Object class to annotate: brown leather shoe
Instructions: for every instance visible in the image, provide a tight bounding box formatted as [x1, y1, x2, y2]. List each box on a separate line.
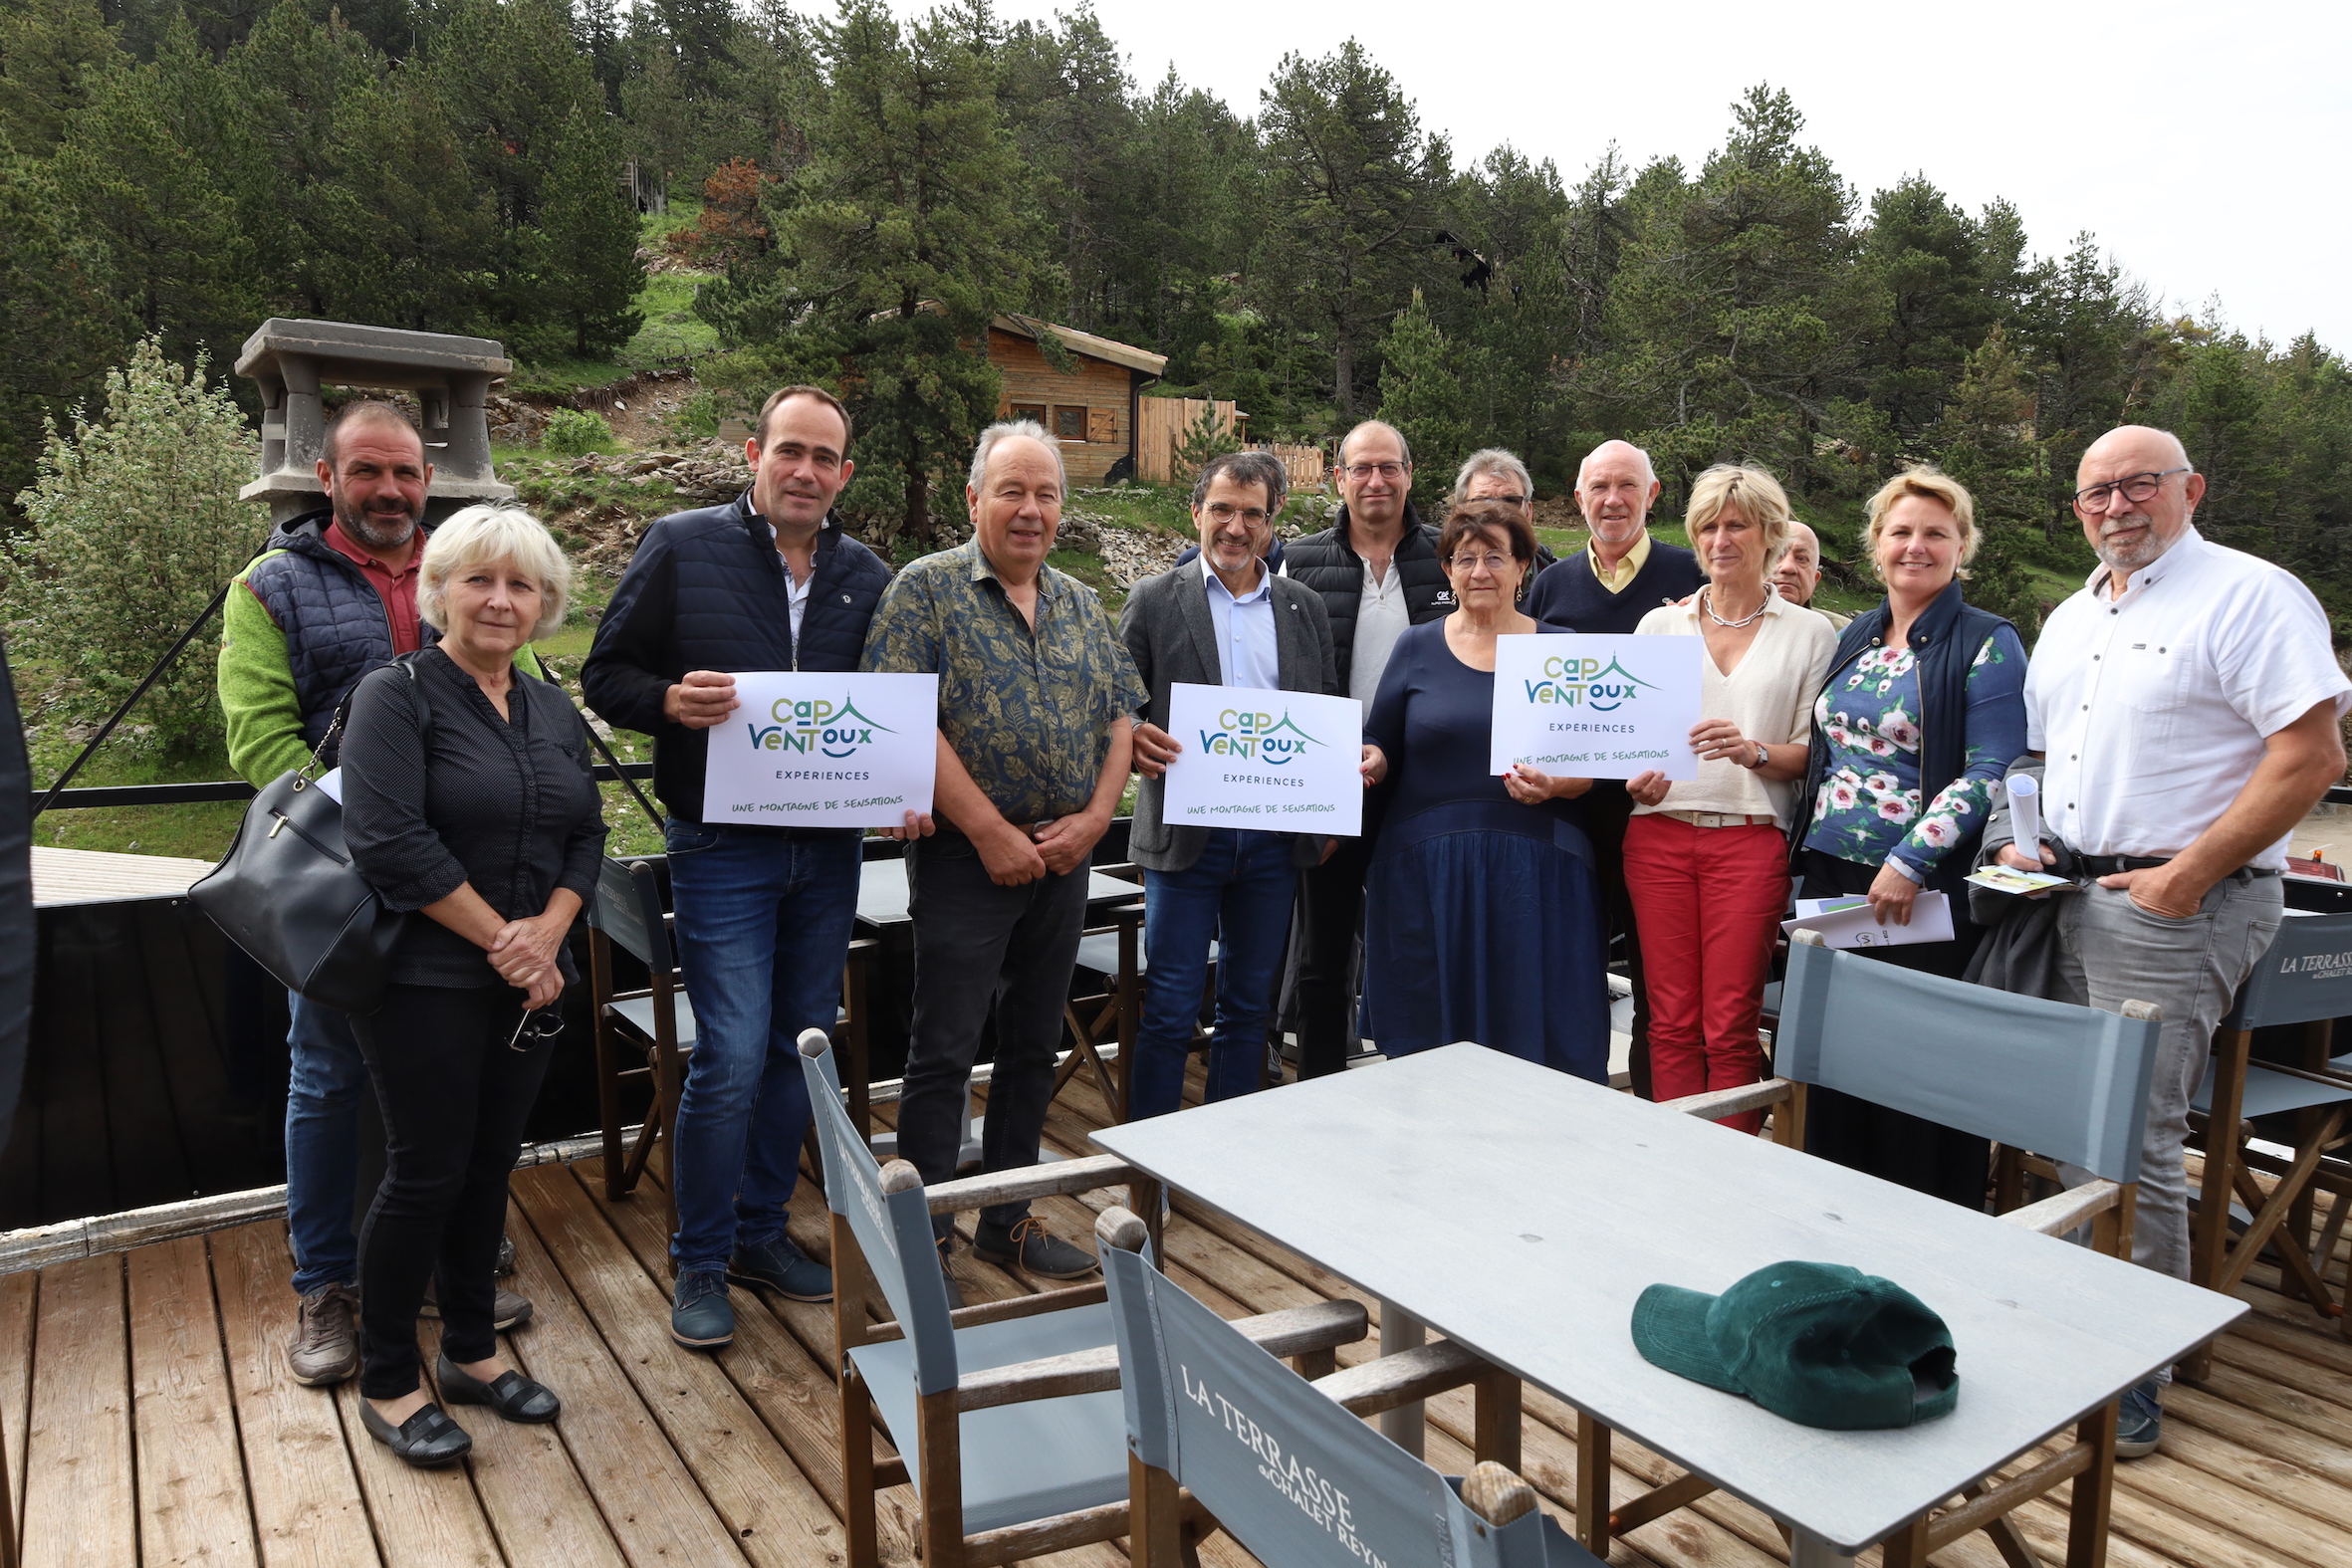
[418, 1279, 535, 1332]
[288, 1282, 360, 1387]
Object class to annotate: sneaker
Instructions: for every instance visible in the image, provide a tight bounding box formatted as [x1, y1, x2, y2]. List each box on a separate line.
[418, 1280, 535, 1332]
[972, 1216, 1098, 1280]
[288, 1281, 361, 1387]
[2116, 1377, 2162, 1459]
[670, 1266, 735, 1351]
[727, 1237, 833, 1302]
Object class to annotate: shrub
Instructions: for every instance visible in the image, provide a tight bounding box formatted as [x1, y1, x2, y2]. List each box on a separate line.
[6, 336, 263, 760]
[1175, 403, 1241, 477]
[542, 406, 614, 455]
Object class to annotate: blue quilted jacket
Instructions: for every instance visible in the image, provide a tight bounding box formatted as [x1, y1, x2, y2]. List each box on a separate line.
[582, 493, 893, 821]
[242, 510, 442, 763]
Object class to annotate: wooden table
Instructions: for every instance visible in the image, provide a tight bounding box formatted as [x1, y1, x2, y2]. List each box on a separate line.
[1091, 1044, 2245, 1566]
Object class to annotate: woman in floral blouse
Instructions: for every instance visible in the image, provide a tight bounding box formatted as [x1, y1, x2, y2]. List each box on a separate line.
[1786, 467, 2028, 1208]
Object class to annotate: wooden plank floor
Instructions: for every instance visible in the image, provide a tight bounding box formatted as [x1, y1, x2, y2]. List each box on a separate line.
[6, 1061, 2352, 1567]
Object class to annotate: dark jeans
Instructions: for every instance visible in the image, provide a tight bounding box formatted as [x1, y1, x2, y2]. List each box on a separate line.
[352, 982, 554, 1400]
[1294, 831, 1373, 1078]
[1795, 848, 1991, 1211]
[661, 820, 860, 1272]
[1131, 830, 1297, 1119]
[1586, 784, 1655, 1097]
[285, 993, 367, 1294]
[900, 830, 1088, 1236]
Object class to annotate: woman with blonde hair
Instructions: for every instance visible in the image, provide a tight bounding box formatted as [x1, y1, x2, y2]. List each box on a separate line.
[340, 506, 607, 1465]
[1786, 466, 2027, 1207]
[1623, 464, 1835, 1128]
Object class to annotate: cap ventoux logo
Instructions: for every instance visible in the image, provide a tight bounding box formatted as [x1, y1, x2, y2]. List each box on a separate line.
[746, 695, 894, 760]
[1525, 654, 1658, 713]
[1198, 707, 1323, 766]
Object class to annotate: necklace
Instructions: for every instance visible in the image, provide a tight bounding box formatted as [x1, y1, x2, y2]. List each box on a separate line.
[1700, 585, 1769, 629]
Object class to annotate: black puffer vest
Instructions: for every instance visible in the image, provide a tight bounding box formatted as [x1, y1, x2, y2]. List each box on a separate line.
[1282, 504, 1451, 691]
[243, 509, 437, 763]
[1788, 579, 2015, 898]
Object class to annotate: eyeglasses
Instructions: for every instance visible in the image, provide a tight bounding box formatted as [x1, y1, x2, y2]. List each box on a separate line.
[1203, 503, 1271, 529]
[2072, 467, 2189, 513]
[508, 1008, 566, 1052]
[1340, 462, 1409, 480]
[1473, 494, 1529, 507]
[1449, 553, 1516, 574]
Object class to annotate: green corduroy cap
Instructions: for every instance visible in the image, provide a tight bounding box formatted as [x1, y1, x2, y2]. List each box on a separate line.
[1631, 1260, 1960, 1431]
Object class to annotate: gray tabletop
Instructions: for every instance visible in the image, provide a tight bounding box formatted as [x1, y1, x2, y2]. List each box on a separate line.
[854, 856, 1140, 928]
[1090, 1043, 2244, 1554]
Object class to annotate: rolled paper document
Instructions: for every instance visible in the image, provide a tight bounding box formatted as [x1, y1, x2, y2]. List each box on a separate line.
[2005, 774, 2042, 862]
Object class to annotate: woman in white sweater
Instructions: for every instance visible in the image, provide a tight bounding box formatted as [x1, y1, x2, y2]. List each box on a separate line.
[1622, 464, 1835, 1129]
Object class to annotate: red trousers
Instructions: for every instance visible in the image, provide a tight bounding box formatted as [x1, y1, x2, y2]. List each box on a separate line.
[1621, 814, 1788, 1133]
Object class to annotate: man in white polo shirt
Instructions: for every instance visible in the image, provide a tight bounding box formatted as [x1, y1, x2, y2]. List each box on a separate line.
[2002, 423, 2348, 1456]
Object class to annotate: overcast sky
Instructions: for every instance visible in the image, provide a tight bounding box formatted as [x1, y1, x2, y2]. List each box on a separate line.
[893, 0, 2352, 352]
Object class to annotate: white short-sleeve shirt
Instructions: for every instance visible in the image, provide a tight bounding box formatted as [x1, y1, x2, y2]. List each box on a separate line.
[2024, 528, 2351, 869]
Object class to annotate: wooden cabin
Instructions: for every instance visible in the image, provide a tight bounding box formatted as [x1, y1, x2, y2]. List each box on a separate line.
[987, 315, 1167, 487]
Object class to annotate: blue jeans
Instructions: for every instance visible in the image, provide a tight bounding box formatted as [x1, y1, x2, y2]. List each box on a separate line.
[285, 992, 368, 1294]
[663, 820, 861, 1272]
[1129, 830, 1298, 1120]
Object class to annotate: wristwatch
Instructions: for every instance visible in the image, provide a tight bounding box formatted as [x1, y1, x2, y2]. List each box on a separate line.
[1750, 743, 1769, 771]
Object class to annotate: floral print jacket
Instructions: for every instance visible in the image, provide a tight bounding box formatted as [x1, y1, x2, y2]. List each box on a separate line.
[1800, 625, 2028, 879]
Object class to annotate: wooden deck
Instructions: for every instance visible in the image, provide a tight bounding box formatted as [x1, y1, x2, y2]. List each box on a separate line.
[7, 1064, 2352, 1568]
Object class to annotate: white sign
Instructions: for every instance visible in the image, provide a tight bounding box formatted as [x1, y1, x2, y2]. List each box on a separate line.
[1781, 891, 1956, 949]
[1161, 683, 1363, 837]
[700, 671, 938, 827]
[1488, 634, 1707, 782]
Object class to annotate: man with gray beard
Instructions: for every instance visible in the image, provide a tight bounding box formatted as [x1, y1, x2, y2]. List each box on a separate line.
[1994, 423, 2348, 1458]
[221, 400, 539, 1389]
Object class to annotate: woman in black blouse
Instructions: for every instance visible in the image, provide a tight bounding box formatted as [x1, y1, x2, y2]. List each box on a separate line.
[342, 505, 606, 1466]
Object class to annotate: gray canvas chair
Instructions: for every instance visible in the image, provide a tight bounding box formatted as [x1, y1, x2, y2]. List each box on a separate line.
[1103, 1237, 1595, 1568]
[1620, 929, 2164, 1566]
[797, 1029, 1368, 1568]
[2188, 910, 2352, 1371]
[588, 856, 873, 1232]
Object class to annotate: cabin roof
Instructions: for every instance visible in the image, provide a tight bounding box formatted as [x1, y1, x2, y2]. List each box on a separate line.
[991, 313, 1167, 377]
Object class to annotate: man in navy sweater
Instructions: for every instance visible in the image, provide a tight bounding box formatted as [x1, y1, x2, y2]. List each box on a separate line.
[1524, 440, 1705, 1097]
[584, 385, 895, 1351]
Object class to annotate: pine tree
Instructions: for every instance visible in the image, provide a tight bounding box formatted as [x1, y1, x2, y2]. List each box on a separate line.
[1938, 326, 2047, 632]
[534, 107, 645, 355]
[1376, 290, 1467, 510]
[229, 0, 381, 316]
[702, 0, 1049, 547]
[1858, 175, 1994, 454]
[312, 72, 494, 332]
[0, 0, 125, 155]
[1255, 42, 1446, 416]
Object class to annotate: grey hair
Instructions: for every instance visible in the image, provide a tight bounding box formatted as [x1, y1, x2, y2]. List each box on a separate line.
[419, 505, 572, 642]
[1191, 449, 1290, 511]
[1453, 447, 1531, 504]
[1337, 419, 1412, 469]
[967, 419, 1066, 496]
[1575, 439, 1658, 491]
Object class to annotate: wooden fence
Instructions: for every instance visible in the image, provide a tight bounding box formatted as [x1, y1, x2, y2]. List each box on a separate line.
[1134, 397, 1325, 489]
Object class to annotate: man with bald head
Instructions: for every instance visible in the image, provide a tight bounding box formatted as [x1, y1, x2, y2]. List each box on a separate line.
[1521, 441, 1707, 1095]
[861, 420, 1143, 1298]
[1994, 424, 2348, 1457]
[1771, 520, 1849, 629]
[1524, 439, 1705, 634]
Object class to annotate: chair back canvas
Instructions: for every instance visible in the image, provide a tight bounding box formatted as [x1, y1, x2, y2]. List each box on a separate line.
[1777, 941, 2159, 1184]
[1105, 1248, 1561, 1568]
[2226, 910, 2352, 1030]
[800, 1039, 961, 1393]
[587, 857, 671, 971]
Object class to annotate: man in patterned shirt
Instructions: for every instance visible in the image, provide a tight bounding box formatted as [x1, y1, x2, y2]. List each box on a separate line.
[861, 420, 1144, 1297]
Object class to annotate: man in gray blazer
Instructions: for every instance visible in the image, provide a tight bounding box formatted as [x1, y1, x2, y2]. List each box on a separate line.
[1120, 451, 1339, 1119]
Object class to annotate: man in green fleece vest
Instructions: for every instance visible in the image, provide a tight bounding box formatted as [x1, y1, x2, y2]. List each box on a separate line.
[220, 402, 536, 1390]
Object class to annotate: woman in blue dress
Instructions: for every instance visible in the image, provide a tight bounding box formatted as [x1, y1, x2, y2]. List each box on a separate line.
[1786, 466, 2028, 1207]
[1357, 501, 1610, 1078]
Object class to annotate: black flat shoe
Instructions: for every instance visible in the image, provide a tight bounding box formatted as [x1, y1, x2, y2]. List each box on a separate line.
[359, 1398, 472, 1465]
[435, 1352, 561, 1424]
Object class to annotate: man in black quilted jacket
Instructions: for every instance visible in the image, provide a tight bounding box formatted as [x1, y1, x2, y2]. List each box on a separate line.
[584, 385, 894, 1351]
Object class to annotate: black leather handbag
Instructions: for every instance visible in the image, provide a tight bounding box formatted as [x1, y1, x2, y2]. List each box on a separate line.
[191, 656, 432, 1014]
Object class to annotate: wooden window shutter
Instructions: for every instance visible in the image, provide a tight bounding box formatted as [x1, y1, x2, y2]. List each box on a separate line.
[1086, 406, 1115, 444]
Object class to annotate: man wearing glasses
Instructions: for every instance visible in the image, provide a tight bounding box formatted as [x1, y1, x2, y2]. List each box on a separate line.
[584, 385, 896, 1351]
[1995, 423, 2347, 1457]
[1450, 448, 1558, 574]
[1280, 421, 1451, 1076]
[1120, 451, 1338, 1118]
